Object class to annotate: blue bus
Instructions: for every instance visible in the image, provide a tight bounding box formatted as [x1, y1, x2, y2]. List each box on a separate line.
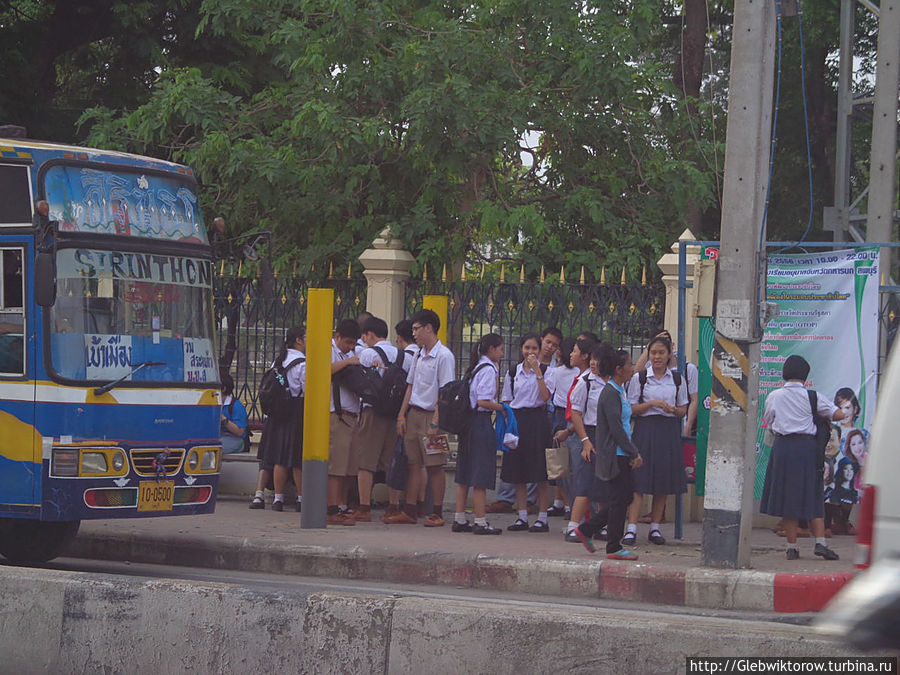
[0, 133, 220, 562]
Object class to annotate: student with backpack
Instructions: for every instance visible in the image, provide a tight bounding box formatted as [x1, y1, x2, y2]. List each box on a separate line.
[624, 335, 688, 545]
[761, 355, 845, 560]
[355, 316, 404, 521]
[327, 319, 364, 526]
[387, 309, 455, 527]
[452, 333, 505, 535]
[501, 333, 553, 532]
[255, 326, 306, 512]
[220, 371, 249, 454]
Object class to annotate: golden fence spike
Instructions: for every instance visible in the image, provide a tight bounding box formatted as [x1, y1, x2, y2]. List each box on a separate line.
[520, 264, 525, 283]
[500, 264, 506, 283]
[328, 261, 334, 278]
[311, 263, 316, 274]
[620, 267, 626, 285]
[559, 265, 565, 285]
[256, 261, 261, 278]
[480, 263, 485, 280]
[579, 266, 585, 285]
[292, 261, 297, 278]
[441, 263, 447, 282]
[540, 265, 545, 283]
[237, 260, 243, 276]
[461, 265, 467, 281]
[273, 265, 278, 278]
[423, 264, 428, 281]
[642, 265, 647, 286]
[219, 259, 225, 276]
[347, 262, 352, 279]
[600, 266, 606, 284]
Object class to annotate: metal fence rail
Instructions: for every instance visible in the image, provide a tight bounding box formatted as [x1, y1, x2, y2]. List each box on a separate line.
[404, 277, 666, 379]
[214, 274, 367, 424]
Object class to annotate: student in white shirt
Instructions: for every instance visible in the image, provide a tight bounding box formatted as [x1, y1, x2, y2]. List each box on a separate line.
[327, 319, 363, 526]
[500, 334, 552, 532]
[761, 355, 844, 561]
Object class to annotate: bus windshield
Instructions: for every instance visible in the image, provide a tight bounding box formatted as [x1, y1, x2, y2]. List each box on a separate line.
[49, 247, 218, 385]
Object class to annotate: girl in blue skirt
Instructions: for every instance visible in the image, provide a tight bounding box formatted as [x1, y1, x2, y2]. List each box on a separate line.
[453, 334, 505, 535]
[761, 355, 845, 560]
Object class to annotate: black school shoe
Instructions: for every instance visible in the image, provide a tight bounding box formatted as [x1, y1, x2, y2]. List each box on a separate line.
[271, 500, 284, 512]
[473, 523, 502, 535]
[451, 521, 473, 533]
[546, 505, 567, 517]
[814, 543, 839, 560]
[648, 530, 666, 545]
[529, 520, 550, 533]
[786, 548, 800, 560]
[507, 518, 530, 531]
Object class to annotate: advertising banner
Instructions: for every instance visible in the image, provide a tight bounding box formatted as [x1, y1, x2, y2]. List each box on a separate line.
[754, 248, 880, 497]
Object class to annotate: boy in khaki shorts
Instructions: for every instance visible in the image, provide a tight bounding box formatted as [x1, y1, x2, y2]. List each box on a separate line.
[386, 309, 455, 526]
[354, 316, 402, 521]
[328, 319, 362, 526]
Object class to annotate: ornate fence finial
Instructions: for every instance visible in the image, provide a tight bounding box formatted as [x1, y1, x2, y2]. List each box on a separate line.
[519, 264, 525, 283]
[641, 265, 647, 286]
[500, 264, 506, 283]
[219, 259, 225, 276]
[559, 265, 565, 284]
[328, 261, 334, 278]
[423, 264, 428, 281]
[441, 263, 447, 282]
[540, 265, 545, 283]
[461, 265, 467, 281]
[292, 261, 297, 278]
[579, 266, 585, 285]
[256, 261, 261, 278]
[238, 260, 243, 276]
[620, 267, 626, 285]
[600, 266, 606, 284]
[480, 263, 485, 280]
[347, 262, 352, 279]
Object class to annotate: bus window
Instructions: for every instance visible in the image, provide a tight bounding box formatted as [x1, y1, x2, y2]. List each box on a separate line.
[0, 164, 32, 226]
[0, 247, 25, 374]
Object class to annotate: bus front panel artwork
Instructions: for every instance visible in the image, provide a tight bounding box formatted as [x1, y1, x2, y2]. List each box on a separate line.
[0, 136, 220, 562]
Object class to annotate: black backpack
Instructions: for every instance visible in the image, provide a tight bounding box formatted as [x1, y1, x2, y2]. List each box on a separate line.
[808, 390, 832, 468]
[258, 357, 304, 421]
[437, 362, 492, 435]
[637, 368, 682, 404]
[370, 346, 407, 418]
[333, 364, 382, 409]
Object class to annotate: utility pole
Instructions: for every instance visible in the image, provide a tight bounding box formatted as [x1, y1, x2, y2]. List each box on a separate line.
[865, 0, 900, 273]
[702, 0, 776, 568]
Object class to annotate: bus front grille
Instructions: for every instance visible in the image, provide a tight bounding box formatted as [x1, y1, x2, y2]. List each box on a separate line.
[130, 449, 184, 476]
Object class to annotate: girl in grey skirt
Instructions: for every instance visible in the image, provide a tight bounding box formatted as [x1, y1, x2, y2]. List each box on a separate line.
[453, 334, 505, 535]
[760, 355, 844, 560]
[624, 335, 688, 546]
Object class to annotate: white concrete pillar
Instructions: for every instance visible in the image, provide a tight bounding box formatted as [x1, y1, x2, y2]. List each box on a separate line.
[657, 228, 702, 361]
[358, 228, 415, 340]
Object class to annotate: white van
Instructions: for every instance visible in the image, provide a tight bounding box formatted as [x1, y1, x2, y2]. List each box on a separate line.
[856, 339, 900, 568]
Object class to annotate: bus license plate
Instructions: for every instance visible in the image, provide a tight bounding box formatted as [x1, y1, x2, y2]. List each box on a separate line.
[137, 481, 175, 511]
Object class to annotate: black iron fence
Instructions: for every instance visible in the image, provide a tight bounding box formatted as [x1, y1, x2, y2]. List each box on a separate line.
[404, 275, 666, 379]
[214, 273, 367, 424]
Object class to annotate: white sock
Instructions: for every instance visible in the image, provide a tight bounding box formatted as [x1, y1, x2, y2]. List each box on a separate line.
[455, 512, 467, 525]
[626, 523, 637, 535]
[339, 504, 348, 512]
[297, 495, 302, 502]
[274, 493, 284, 503]
[815, 537, 826, 547]
[554, 499, 564, 509]
[255, 490, 264, 499]
[567, 521, 578, 533]
[650, 522, 661, 532]
[787, 543, 799, 551]
[518, 509, 528, 521]
[475, 517, 488, 527]
[537, 511, 548, 524]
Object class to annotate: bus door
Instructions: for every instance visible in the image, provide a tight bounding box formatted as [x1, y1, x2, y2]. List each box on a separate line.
[0, 159, 35, 513]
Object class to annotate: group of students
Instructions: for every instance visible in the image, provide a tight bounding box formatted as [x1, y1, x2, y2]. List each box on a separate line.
[247, 309, 456, 526]
[238, 313, 700, 558]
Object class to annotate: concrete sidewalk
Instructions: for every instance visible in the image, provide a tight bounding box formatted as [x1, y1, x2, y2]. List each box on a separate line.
[67, 497, 857, 614]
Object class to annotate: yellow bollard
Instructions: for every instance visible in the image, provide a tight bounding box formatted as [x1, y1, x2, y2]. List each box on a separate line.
[301, 288, 333, 528]
[423, 295, 448, 345]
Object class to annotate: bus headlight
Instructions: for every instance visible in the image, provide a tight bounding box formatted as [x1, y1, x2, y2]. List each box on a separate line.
[187, 451, 199, 470]
[200, 450, 218, 471]
[111, 451, 126, 472]
[81, 452, 108, 474]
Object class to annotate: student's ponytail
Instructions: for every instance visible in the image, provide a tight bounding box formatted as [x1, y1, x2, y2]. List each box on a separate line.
[468, 333, 503, 374]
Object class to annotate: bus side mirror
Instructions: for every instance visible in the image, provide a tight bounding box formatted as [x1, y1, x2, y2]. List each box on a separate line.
[35, 253, 56, 307]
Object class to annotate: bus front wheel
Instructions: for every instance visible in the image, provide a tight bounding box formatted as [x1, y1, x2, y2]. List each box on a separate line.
[0, 520, 81, 564]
